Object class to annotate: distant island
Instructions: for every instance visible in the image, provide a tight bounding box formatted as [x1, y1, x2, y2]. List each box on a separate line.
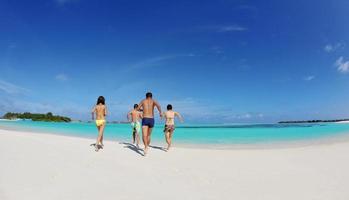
[2, 112, 71, 122]
[279, 119, 349, 124]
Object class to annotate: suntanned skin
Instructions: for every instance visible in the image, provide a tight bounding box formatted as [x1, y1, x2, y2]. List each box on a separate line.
[138, 97, 162, 156]
[92, 104, 107, 149]
[164, 111, 183, 125]
[163, 110, 183, 151]
[127, 108, 143, 146]
[138, 98, 162, 118]
[92, 104, 107, 120]
[128, 109, 142, 123]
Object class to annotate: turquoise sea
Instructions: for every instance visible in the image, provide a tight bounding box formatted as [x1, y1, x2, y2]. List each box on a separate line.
[1, 120, 349, 148]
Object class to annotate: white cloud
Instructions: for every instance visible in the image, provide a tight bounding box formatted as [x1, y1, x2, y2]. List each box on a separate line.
[0, 80, 29, 95]
[211, 46, 224, 54]
[237, 113, 251, 119]
[55, 0, 78, 5]
[324, 43, 344, 53]
[130, 56, 176, 69]
[324, 45, 333, 52]
[8, 43, 16, 49]
[217, 25, 247, 32]
[126, 54, 195, 70]
[304, 75, 315, 81]
[223, 112, 265, 121]
[335, 57, 349, 73]
[200, 25, 247, 33]
[55, 73, 69, 81]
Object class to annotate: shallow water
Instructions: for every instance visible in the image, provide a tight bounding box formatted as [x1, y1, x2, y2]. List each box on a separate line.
[1, 120, 349, 147]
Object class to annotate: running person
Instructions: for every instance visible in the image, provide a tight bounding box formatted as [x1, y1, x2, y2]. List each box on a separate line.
[91, 96, 107, 152]
[127, 104, 142, 148]
[162, 104, 184, 151]
[137, 92, 162, 156]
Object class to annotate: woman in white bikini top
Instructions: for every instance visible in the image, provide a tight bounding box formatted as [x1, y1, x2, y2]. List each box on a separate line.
[162, 104, 184, 151]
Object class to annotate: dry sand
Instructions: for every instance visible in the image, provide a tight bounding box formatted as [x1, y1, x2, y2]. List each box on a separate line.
[1, 129, 349, 200]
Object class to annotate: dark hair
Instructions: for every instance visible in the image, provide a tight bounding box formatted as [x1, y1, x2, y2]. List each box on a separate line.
[146, 92, 152, 98]
[134, 104, 138, 109]
[167, 104, 172, 110]
[97, 96, 105, 105]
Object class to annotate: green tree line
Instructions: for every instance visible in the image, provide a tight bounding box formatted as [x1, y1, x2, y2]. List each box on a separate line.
[2, 112, 71, 122]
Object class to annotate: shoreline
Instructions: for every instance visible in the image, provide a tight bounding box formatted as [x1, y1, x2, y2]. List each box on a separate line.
[1, 126, 349, 150]
[335, 120, 349, 124]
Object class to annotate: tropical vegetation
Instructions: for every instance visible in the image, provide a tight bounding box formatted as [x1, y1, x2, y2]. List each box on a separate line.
[2, 112, 71, 122]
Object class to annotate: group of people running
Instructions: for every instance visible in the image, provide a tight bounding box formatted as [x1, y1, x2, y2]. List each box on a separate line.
[91, 92, 183, 156]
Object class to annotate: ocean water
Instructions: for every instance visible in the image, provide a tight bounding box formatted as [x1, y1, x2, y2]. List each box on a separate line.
[1, 120, 349, 148]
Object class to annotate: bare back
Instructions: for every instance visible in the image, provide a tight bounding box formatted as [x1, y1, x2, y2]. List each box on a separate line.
[94, 104, 106, 120]
[140, 99, 156, 118]
[164, 111, 176, 125]
[130, 110, 142, 122]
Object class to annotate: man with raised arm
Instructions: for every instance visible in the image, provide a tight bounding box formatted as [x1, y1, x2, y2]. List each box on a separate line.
[137, 92, 162, 156]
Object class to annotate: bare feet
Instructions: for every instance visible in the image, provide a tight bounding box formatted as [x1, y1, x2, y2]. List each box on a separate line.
[94, 143, 103, 152]
[144, 147, 148, 156]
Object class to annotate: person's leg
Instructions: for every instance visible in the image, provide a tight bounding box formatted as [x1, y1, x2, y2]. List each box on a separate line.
[142, 126, 149, 155]
[165, 131, 170, 151]
[147, 118, 155, 146]
[95, 126, 101, 151]
[98, 124, 105, 145]
[96, 126, 101, 144]
[147, 127, 153, 146]
[136, 123, 141, 147]
[167, 130, 174, 150]
[132, 129, 136, 144]
[135, 131, 140, 147]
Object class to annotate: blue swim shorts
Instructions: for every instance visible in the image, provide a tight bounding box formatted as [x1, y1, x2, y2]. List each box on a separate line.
[142, 118, 155, 128]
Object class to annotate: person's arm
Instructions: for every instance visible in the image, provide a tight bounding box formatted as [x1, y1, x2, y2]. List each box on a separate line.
[138, 112, 143, 119]
[175, 112, 184, 123]
[104, 106, 108, 116]
[91, 106, 96, 120]
[137, 100, 144, 111]
[154, 100, 162, 118]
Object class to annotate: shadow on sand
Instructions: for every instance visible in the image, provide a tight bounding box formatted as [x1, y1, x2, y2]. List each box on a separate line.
[120, 142, 144, 156]
[149, 145, 167, 152]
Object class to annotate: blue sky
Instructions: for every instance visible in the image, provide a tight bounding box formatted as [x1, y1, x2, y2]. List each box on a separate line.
[1, 0, 349, 123]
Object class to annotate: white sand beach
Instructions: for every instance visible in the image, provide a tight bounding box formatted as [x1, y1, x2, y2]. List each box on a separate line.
[336, 120, 349, 124]
[1, 129, 349, 200]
